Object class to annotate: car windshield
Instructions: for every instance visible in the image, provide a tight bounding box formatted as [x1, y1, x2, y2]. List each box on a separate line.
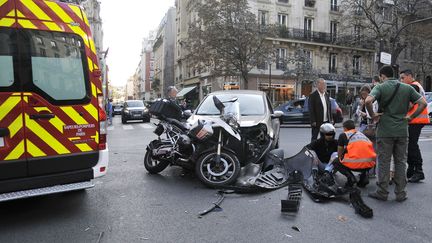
[196, 94, 265, 116]
[127, 101, 144, 107]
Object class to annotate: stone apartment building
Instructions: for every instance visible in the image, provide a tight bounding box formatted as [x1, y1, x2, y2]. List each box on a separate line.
[153, 7, 176, 98]
[174, 0, 376, 104]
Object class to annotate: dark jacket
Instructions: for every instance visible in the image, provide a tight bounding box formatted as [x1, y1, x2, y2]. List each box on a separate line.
[308, 90, 333, 125]
[306, 137, 338, 163]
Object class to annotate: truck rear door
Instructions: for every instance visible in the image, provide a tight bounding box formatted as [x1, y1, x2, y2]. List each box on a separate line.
[0, 18, 28, 180]
[13, 0, 100, 176]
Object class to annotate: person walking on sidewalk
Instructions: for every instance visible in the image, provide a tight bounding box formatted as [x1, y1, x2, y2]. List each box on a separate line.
[400, 69, 430, 183]
[365, 65, 427, 202]
[308, 78, 333, 142]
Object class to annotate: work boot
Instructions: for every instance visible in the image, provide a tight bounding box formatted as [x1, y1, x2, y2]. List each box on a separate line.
[408, 173, 425, 183]
[368, 191, 387, 201]
[357, 172, 369, 188]
[406, 166, 415, 179]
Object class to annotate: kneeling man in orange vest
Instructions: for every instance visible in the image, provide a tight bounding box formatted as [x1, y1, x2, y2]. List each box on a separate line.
[336, 120, 376, 188]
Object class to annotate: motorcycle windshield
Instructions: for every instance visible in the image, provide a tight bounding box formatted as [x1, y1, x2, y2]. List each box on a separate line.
[224, 100, 241, 123]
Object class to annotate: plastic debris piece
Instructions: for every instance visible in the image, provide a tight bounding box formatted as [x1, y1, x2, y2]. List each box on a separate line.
[84, 227, 90, 231]
[291, 226, 301, 232]
[96, 232, 104, 243]
[284, 234, 293, 238]
[198, 191, 225, 216]
[281, 184, 302, 212]
[337, 215, 348, 222]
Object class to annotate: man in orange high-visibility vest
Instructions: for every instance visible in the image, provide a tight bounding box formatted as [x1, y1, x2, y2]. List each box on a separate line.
[336, 120, 376, 188]
[400, 70, 430, 183]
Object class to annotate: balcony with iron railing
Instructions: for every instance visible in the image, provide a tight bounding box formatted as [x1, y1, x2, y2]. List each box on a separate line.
[277, 27, 375, 49]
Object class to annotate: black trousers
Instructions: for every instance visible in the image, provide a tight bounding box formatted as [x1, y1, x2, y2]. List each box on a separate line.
[332, 159, 358, 186]
[408, 124, 424, 174]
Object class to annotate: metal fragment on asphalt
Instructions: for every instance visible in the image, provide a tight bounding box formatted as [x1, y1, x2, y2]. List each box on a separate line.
[291, 226, 301, 232]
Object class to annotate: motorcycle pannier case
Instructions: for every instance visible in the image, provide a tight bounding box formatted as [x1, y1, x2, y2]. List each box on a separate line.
[149, 99, 182, 120]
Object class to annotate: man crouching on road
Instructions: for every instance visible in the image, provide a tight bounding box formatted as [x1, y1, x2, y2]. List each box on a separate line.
[337, 120, 376, 188]
[365, 65, 427, 202]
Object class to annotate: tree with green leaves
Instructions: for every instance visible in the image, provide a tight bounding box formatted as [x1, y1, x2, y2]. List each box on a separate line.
[185, 0, 276, 89]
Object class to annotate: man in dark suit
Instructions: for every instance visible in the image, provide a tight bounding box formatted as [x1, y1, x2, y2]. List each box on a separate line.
[308, 78, 333, 141]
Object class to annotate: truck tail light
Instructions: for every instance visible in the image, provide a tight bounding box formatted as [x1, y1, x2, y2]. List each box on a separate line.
[98, 95, 107, 150]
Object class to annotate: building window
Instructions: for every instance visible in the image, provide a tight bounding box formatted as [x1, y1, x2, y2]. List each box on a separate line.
[330, 21, 337, 42]
[258, 10, 268, 26]
[276, 48, 287, 70]
[355, 0, 364, 15]
[304, 50, 313, 68]
[329, 53, 337, 73]
[383, 5, 393, 22]
[353, 55, 361, 75]
[305, 0, 316, 8]
[330, 0, 338, 11]
[278, 14, 288, 27]
[354, 25, 361, 41]
[304, 17, 313, 39]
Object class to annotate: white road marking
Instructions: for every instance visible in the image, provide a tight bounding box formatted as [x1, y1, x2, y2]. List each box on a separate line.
[107, 126, 115, 131]
[123, 125, 133, 130]
[140, 124, 154, 129]
[419, 138, 432, 142]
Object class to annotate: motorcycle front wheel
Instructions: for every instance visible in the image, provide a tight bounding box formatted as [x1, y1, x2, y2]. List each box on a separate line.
[144, 150, 170, 174]
[195, 150, 241, 187]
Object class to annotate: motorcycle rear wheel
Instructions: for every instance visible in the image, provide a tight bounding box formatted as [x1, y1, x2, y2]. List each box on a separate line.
[144, 150, 170, 174]
[195, 150, 240, 187]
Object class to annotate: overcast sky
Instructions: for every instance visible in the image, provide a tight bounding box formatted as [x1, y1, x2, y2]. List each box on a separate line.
[100, 0, 175, 87]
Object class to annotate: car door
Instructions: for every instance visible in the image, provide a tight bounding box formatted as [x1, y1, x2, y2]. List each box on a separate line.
[18, 28, 99, 176]
[0, 25, 28, 180]
[303, 98, 311, 123]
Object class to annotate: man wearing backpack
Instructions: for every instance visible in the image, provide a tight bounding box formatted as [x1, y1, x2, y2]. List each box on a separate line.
[365, 65, 427, 202]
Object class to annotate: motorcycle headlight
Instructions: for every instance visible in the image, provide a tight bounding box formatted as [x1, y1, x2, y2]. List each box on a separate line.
[124, 109, 130, 114]
[228, 117, 239, 130]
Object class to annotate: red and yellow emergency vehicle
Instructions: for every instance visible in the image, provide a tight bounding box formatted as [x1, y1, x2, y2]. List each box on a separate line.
[0, 0, 108, 201]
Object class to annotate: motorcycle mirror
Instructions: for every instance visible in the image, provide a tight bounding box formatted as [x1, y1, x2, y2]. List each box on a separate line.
[183, 109, 192, 118]
[213, 96, 225, 112]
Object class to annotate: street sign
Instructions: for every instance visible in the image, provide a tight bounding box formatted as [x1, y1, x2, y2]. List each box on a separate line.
[380, 52, 391, 65]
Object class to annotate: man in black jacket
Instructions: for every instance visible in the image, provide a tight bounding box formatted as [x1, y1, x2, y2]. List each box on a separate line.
[308, 78, 333, 141]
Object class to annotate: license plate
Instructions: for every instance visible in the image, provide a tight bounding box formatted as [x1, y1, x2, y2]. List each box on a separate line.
[0, 137, 4, 147]
[133, 114, 141, 117]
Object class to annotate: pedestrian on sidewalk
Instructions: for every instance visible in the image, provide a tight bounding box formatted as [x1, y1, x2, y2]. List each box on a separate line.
[400, 69, 430, 183]
[356, 84, 378, 177]
[308, 78, 333, 142]
[365, 65, 427, 202]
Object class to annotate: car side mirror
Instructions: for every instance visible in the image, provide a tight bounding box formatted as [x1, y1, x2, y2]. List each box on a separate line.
[272, 110, 283, 118]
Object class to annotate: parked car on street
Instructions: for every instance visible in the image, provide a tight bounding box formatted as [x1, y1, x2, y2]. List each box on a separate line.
[121, 100, 150, 123]
[187, 90, 282, 150]
[275, 97, 343, 124]
[113, 104, 123, 116]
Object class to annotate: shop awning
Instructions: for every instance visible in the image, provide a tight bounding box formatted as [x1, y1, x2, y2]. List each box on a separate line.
[176, 86, 197, 98]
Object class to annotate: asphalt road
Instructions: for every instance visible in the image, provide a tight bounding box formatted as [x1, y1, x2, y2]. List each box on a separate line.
[0, 116, 431, 242]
